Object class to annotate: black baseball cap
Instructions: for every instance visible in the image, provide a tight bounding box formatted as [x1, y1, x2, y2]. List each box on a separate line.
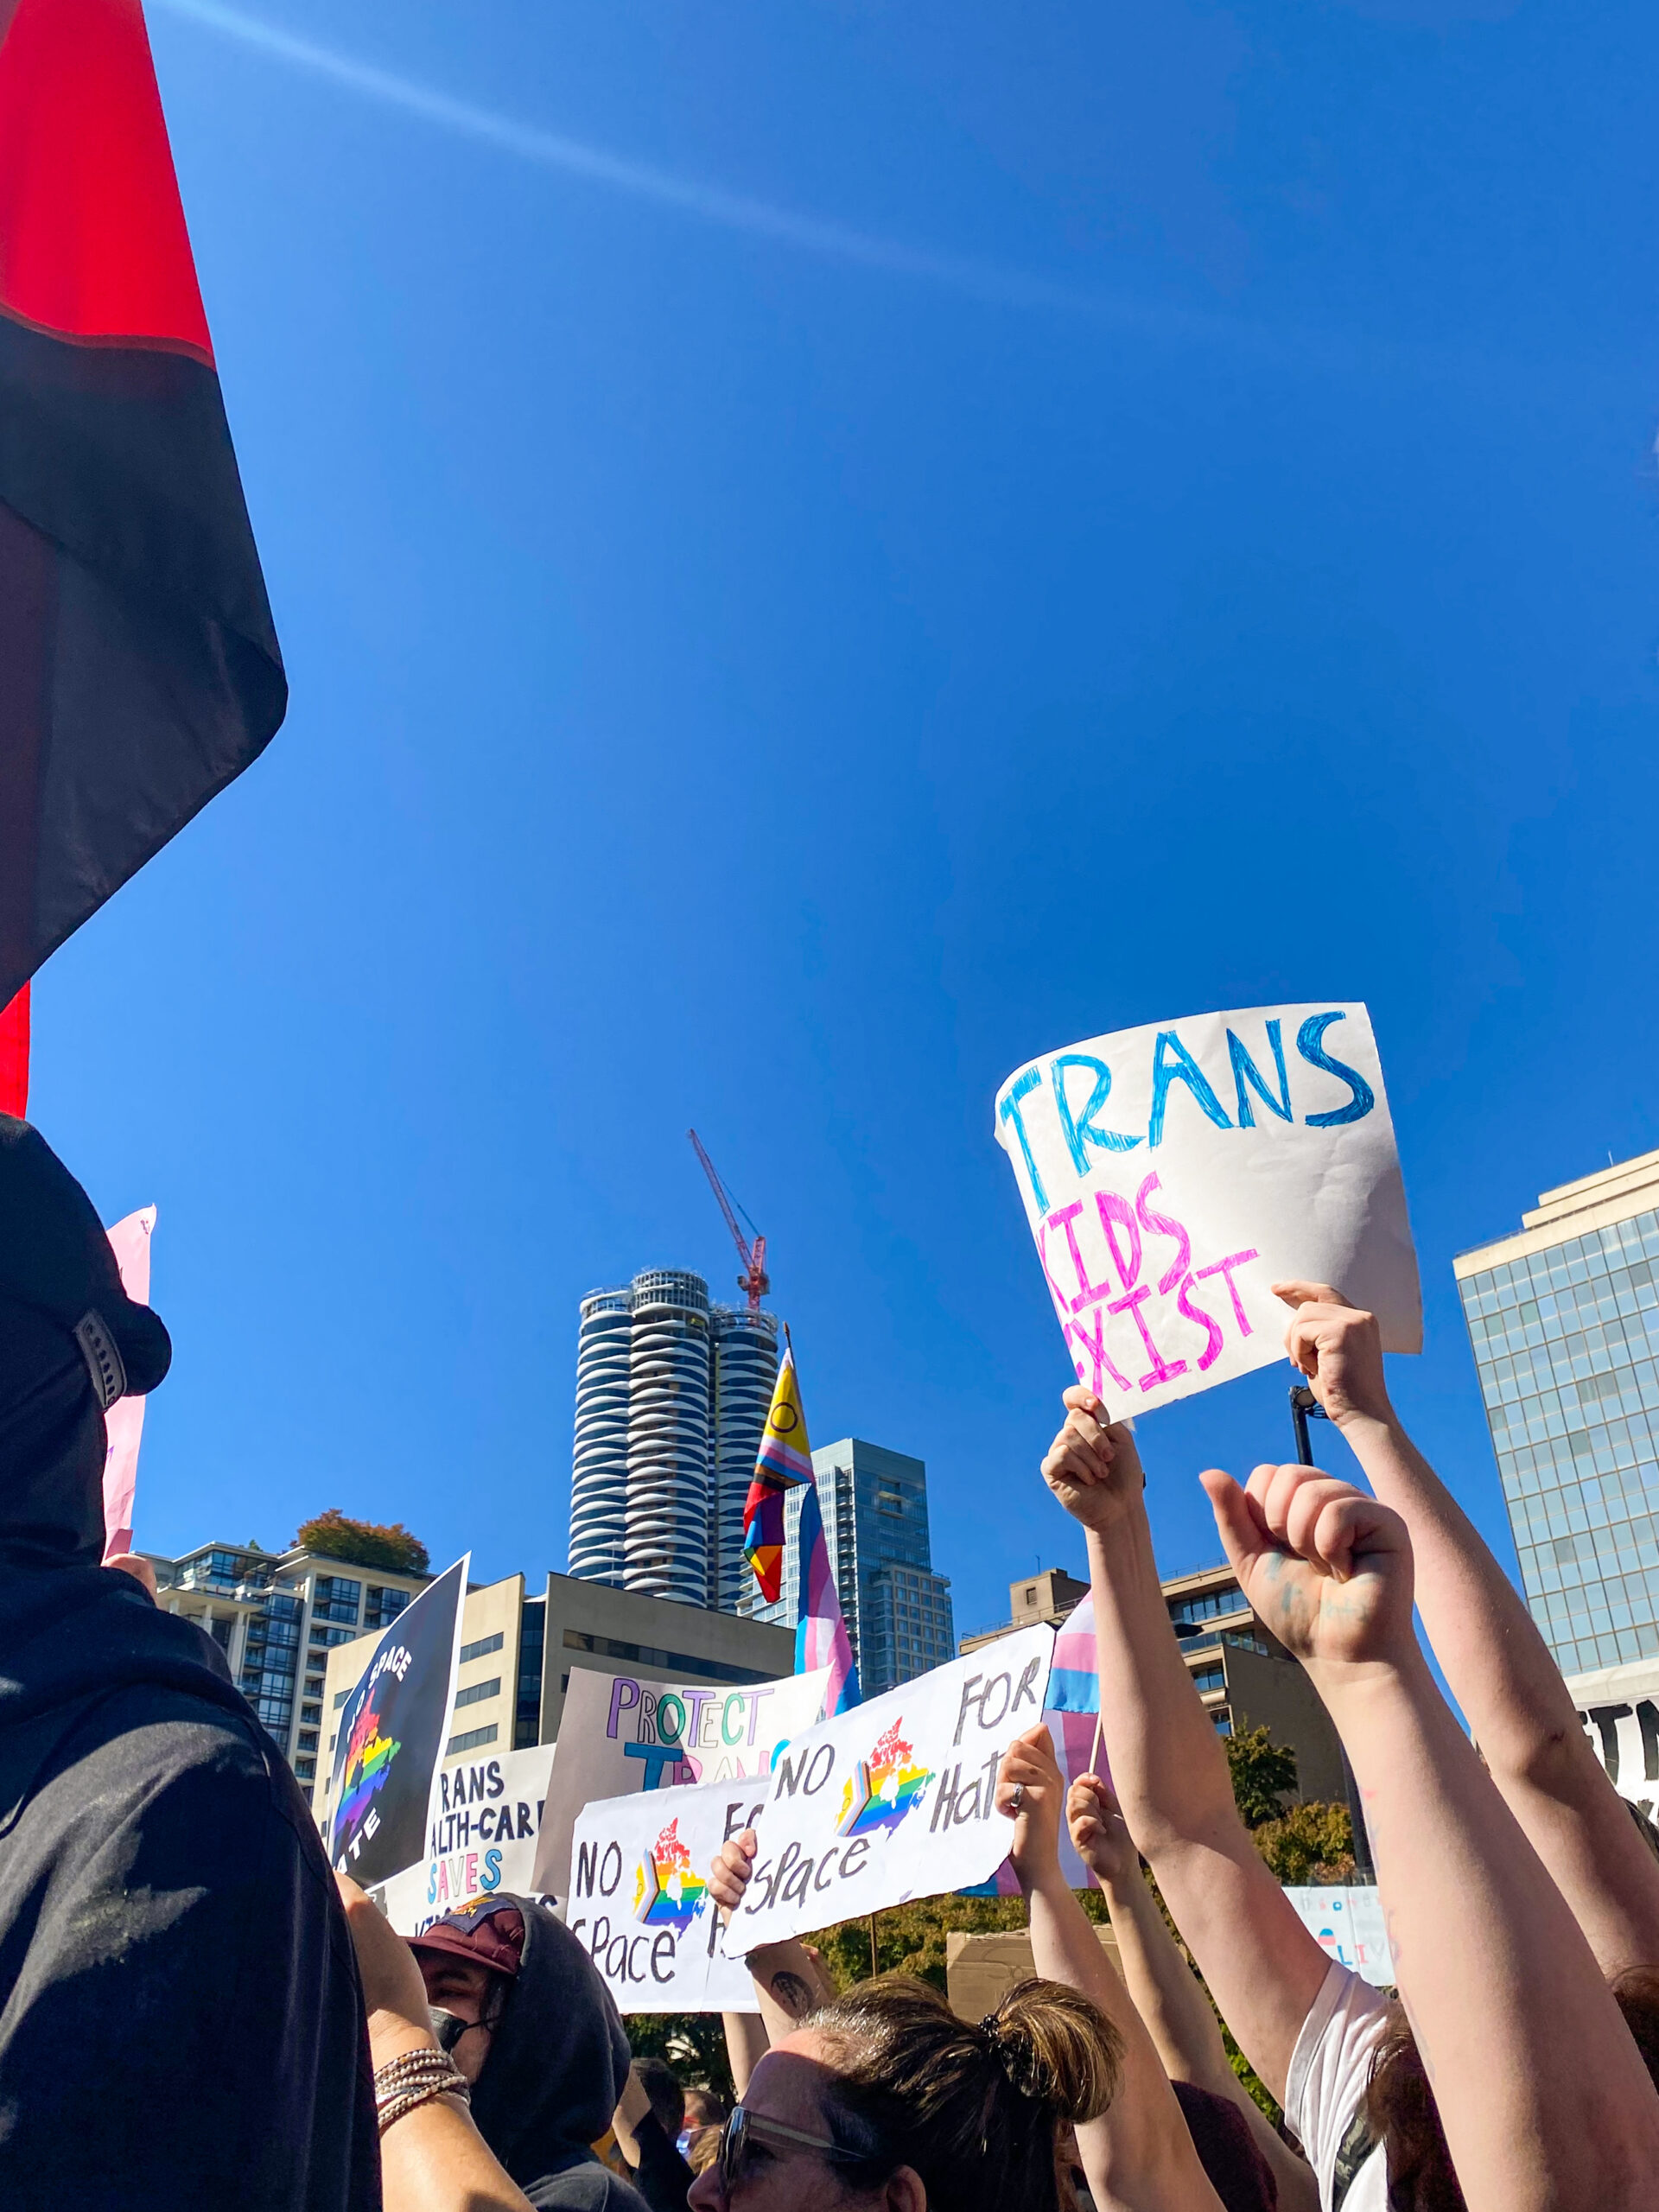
[0, 1116, 170, 1404]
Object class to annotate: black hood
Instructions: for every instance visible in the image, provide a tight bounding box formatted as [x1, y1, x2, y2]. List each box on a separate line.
[0, 1301, 109, 1569]
[468, 1894, 632, 2187]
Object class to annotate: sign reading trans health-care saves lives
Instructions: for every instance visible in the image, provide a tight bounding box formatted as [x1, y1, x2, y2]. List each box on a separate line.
[995, 1004, 1421, 1418]
[726, 1626, 1056, 1953]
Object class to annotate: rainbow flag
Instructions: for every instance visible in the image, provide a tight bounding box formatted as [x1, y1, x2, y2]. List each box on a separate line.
[742, 1345, 811, 1604]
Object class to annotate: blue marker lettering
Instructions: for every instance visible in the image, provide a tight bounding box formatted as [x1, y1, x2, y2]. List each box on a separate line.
[1049, 1055, 1141, 1174]
[999, 1067, 1048, 1211]
[1296, 1013, 1376, 1127]
[1147, 1032, 1231, 1147]
[1227, 1020, 1292, 1128]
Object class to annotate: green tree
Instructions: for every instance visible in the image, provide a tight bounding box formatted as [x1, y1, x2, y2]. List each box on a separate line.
[295, 1509, 429, 1574]
[1225, 1723, 1299, 1828]
[1250, 1801, 1356, 1886]
[626, 2012, 737, 2102]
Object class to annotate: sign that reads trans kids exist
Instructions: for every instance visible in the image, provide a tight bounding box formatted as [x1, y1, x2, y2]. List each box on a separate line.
[327, 1556, 468, 1890]
[569, 1777, 761, 2013]
[532, 1664, 830, 1906]
[728, 1625, 1056, 1953]
[995, 1004, 1421, 1418]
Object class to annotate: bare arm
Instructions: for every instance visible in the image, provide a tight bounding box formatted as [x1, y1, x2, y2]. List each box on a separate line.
[1071, 1776, 1319, 2212]
[336, 1877, 534, 2212]
[1043, 1392, 1332, 2102]
[997, 1728, 1223, 2212]
[721, 2010, 768, 2099]
[1206, 1459, 1659, 2212]
[1277, 1283, 1659, 1974]
[709, 1831, 839, 2054]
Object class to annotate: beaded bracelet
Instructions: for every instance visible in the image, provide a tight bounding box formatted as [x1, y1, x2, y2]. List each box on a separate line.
[373, 2047, 470, 2136]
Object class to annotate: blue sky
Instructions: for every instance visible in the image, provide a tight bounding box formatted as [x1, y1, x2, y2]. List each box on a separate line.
[35, 0, 1659, 1643]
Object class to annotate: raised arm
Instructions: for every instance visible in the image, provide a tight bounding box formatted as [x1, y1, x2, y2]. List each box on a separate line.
[1068, 1774, 1319, 2212]
[1205, 1459, 1659, 2212]
[995, 1726, 1224, 2212]
[708, 1830, 839, 2050]
[1042, 1390, 1332, 2102]
[1276, 1281, 1659, 1974]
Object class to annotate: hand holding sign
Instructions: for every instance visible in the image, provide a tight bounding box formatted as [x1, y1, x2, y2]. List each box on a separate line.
[1040, 1396, 1145, 1533]
[1275, 1284, 1396, 1431]
[996, 1004, 1420, 1418]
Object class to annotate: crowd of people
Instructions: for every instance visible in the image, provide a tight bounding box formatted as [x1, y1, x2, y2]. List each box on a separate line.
[6, 1113, 1659, 2207]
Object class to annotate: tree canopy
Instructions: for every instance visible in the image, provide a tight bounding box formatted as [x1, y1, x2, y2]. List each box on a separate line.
[294, 1509, 429, 1574]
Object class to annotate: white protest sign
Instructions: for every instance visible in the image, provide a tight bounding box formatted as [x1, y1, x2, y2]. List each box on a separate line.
[727, 1626, 1056, 1953]
[377, 1741, 557, 1936]
[995, 1004, 1420, 1416]
[533, 1664, 830, 1906]
[1286, 1885, 1395, 1988]
[569, 1777, 763, 2013]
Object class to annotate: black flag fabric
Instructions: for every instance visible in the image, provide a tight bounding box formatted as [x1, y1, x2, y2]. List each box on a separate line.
[0, 0, 285, 1008]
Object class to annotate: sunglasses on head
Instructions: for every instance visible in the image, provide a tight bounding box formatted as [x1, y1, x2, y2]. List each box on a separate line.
[716, 2103, 866, 2188]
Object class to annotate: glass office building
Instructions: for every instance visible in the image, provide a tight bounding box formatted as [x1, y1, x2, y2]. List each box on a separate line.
[1456, 1150, 1659, 1678]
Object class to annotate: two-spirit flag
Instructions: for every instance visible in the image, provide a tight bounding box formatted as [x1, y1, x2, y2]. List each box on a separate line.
[741, 1342, 812, 1603]
[0, 0, 286, 1017]
[742, 1342, 859, 1716]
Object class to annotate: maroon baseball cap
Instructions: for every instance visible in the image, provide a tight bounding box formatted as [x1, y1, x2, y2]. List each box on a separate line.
[409, 1897, 526, 1979]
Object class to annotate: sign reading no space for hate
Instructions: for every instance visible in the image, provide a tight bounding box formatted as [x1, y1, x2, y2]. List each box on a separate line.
[995, 1004, 1421, 1418]
[569, 1777, 763, 2013]
[728, 1626, 1056, 1953]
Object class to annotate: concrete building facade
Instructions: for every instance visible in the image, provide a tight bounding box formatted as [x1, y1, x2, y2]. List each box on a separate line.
[1455, 1149, 1659, 1679]
[147, 1538, 431, 1802]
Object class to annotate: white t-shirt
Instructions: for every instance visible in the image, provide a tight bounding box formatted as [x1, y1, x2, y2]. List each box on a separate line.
[1284, 1960, 1393, 2212]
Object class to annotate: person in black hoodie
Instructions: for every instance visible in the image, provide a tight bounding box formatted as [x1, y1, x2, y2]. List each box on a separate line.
[409, 1895, 656, 2210]
[0, 1116, 379, 2210]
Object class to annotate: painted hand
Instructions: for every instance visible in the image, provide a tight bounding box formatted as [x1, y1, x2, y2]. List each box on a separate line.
[1066, 1773, 1137, 1887]
[1199, 1462, 1415, 1673]
[1273, 1282, 1393, 1429]
[1041, 1389, 1146, 1533]
[995, 1724, 1065, 1886]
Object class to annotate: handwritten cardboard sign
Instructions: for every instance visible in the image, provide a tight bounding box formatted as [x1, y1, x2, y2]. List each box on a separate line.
[726, 1626, 1056, 1953]
[377, 1741, 556, 1936]
[532, 1664, 830, 1906]
[995, 1004, 1420, 1416]
[569, 1777, 761, 2013]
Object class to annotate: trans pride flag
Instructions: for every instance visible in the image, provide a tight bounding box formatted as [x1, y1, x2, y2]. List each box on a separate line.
[796, 1470, 860, 1716]
[971, 1588, 1102, 1896]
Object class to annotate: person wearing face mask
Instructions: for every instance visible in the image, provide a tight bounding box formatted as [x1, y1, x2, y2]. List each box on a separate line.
[405, 1893, 652, 2210]
[0, 1116, 379, 2209]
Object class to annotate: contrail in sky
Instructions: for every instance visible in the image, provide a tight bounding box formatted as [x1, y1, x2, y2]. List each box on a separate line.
[149, 0, 1239, 344]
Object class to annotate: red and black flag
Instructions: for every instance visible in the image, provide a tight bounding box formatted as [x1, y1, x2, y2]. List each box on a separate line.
[0, 0, 286, 1046]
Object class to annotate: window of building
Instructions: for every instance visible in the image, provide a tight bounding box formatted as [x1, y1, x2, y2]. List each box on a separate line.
[334, 1686, 353, 1710]
[308, 1624, 356, 1649]
[295, 1756, 315, 1781]
[447, 1723, 499, 1756]
[1190, 1666, 1224, 1694]
[1211, 1712, 1233, 1736]
[364, 1586, 410, 1630]
[296, 1728, 319, 1752]
[301, 1702, 321, 1726]
[309, 1576, 362, 1625]
[1168, 1586, 1245, 1630]
[454, 1677, 500, 1710]
[460, 1631, 504, 1664]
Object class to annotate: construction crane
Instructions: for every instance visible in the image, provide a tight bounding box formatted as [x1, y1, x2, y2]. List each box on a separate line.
[688, 1129, 770, 1311]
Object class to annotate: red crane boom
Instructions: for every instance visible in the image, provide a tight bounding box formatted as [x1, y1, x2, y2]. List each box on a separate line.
[688, 1129, 770, 1311]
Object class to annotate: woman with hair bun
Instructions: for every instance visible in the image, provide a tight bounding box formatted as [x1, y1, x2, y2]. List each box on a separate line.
[686, 1965, 1119, 2211]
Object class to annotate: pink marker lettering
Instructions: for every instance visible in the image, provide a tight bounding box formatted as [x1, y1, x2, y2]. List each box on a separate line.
[1195, 1249, 1261, 1335]
[1037, 1213, 1080, 1325]
[1046, 1199, 1115, 1312]
[1094, 1189, 1142, 1293]
[1108, 1281, 1188, 1392]
[1135, 1173, 1192, 1297]
[1176, 1273, 1225, 1370]
[1067, 1306, 1132, 1396]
